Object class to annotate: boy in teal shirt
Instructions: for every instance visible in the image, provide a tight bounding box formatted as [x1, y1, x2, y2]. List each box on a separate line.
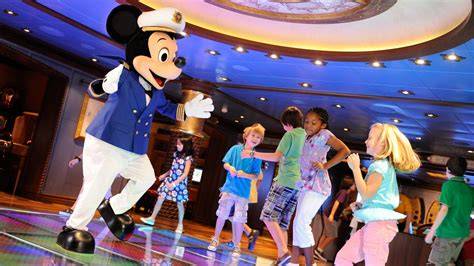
[425, 157, 474, 265]
[242, 106, 306, 265]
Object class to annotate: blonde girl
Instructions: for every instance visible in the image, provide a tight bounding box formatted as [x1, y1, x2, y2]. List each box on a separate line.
[335, 123, 420, 266]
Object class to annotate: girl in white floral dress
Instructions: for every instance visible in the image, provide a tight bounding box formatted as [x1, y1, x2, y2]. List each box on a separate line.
[140, 137, 193, 234]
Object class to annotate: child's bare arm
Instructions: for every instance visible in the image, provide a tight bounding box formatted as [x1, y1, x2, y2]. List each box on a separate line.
[236, 170, 258, 180]
[242, 150, 283, 162]
[324, 135, 350, 169]
[425, 204, 449, 244]
[224, 163, 237, 176]
[347, 153, 382, 200]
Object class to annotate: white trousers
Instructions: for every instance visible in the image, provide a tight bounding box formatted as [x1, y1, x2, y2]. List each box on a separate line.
[293, 190, 328, 248]
[66, 134, 156, 230]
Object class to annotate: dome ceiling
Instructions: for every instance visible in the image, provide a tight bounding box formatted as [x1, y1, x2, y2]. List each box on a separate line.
[205, 0, 396, 24]
[142, 0, 472, 52]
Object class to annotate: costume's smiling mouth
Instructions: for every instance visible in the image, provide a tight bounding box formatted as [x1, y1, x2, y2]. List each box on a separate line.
[151, 71, 167, 87]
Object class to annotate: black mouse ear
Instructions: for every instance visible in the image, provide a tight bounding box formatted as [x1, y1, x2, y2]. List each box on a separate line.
[106, 5, 141, 44]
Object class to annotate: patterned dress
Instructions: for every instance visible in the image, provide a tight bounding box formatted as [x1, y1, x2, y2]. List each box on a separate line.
[299, 129, 334, 196]
[157, 152, 191, 202]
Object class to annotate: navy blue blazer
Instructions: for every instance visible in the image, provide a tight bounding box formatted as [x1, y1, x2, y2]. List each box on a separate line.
[87, 68, 182, 154]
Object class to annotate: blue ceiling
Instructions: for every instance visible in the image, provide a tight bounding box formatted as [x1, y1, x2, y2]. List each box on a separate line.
[0, 0, 473, 160]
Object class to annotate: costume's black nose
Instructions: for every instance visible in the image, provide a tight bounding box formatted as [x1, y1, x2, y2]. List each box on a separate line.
[174, 57, 186, 68]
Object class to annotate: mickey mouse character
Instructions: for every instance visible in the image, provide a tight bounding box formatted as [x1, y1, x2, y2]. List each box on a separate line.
[56, 5, 213, 254]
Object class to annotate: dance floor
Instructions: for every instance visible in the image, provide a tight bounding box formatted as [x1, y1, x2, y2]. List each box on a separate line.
[0, 208, 273, 265]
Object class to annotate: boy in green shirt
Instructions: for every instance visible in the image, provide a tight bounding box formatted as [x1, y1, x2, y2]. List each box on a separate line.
[242, 106, 306, 265]
[425, 157, 474, 265]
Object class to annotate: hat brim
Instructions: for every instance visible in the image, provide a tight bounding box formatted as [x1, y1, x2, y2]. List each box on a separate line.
[141, 26, 186, 39]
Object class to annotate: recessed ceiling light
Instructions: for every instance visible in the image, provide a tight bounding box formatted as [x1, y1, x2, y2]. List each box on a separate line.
[240, 115, 245, 119]
[399, 90, 414, 95]
[392, 118, 401, 123]
[258, 97, 267, 101]
[299, 82, 312, 88]
[22, 27, 31, 33]
[91, 58, 98, 62]
[233, 46, 248, 53]
[333, 104, 344, 109]
[468, 150, 474, 154]
[207, 49, 220, 56]
[4, 9, 17, 16]
[441, 53, 465, 62]
[312, 59, 327, 66]
[369, 61, 385, 68]
[343, 128, 350, 132]
[412, 58, 431, 66]
[234, 119, 239, 123]
[267, 53, 281, 60]
[425, 113, 438, 118]
[416, 137, 422, 140]
[218, 76, 231, 82]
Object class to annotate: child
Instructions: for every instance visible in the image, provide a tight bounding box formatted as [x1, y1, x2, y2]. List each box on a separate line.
[289, 107, 350, 266]
[223, 169, 264, 251]
[314, 179, 356, 262]
[140, 136, 194, 234]
[242, 106, 306, 265]
[335, 123, 420, 266]
[425, 157, 474, 266]
[208, 123, 265, 256]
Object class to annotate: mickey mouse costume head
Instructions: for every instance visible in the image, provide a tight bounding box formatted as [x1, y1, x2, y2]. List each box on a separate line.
[57, 5, 213, 254]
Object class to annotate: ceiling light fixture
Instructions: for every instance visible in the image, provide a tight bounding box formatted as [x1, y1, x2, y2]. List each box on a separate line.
[369, 61, 385, 68]
[218, 76, 231, 82]
[91, 58, 98, 63]
[4, 9, 17, 16]
[22, 27, 31, 33]
[240, 115, 245, 119]
[399, 90, 414, 95]
[333, 104, 344, 109]
[207, 49, 220, 56]
[468, 150, 473, 154]
[267, 53, 281, 60]
[441, 53, 465, 62]
[259, 97, 267, 101]
[312, 59, 327, 66]
[411, 58, 431, 66]
[392, 118, 401, 123]
[343, 128, 350, 132]
[299, 82, 312, 88]
[233, 46, 248, 53]
[416, 137, 422, 140]
[234, 120, 239, 123]
[425, 113, 438, 118]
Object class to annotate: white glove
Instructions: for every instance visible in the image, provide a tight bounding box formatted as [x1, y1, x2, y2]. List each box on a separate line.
[102, 64, 123, 94]
[184, 93, 214, 119]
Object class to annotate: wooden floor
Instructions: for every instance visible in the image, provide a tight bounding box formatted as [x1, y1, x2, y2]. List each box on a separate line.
[0, 192, 280, 261]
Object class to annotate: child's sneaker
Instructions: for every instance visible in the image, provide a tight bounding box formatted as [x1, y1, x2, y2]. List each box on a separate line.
[58, 208, 74, 216]
[175, 224, 183, 234]
[247, 229, 259, 251]
[207, 237, 219, 251]
[223, 241, 235, 249]
[231, 246, 241, 257]
[140, 216, 155, 226]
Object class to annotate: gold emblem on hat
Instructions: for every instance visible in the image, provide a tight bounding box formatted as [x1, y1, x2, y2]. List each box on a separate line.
[173, 11, 182, 23]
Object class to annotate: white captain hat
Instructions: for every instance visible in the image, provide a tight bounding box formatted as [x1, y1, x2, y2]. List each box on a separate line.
[137, 8, 186, 38]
